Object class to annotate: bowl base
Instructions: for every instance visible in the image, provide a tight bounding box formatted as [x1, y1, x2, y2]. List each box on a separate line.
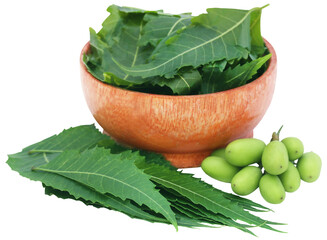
[103, 129, 253, 169]
[161, 151, 212, 168]
[161, 130, 254, 168]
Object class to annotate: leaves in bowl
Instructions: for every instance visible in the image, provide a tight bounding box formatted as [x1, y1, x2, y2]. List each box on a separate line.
[201, 53, 271, 93]
[83, 4, 271, 95]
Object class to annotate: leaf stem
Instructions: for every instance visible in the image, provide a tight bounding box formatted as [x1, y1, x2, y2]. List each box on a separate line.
[261, 4, 270, 10]
[276, 125, 283, 136]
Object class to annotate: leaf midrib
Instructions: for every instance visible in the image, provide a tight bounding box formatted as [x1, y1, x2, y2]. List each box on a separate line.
[177, 73, 190, 90]
[123, 22, 144, 80]
[167, 16, 192, 35]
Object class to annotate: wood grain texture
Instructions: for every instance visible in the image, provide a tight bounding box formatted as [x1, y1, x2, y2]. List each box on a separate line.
[80, 40, 277, 168]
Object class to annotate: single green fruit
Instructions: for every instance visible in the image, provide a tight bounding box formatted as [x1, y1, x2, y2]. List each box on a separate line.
[201, 156, 240, 183]
[210, 148, 226, 158]
[225, 138, 266, 167]
[259, 174, 286, 204]
[279, 161, 301, 192]
[262, 141, 289, 175]
[231, 166, 262, 196]
[281, 137, 304, 161]
[297, 152, 322, 183]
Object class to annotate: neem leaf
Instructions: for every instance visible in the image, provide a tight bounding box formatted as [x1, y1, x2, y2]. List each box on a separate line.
[84, 4, 271, 96]
[98, 5, 161, 43]
[174, 214, 216, 229]
[6, 126, 173, 223]
[42, 185, 172, 224]
[84, 4, 271, 95]
[84, 5, 163, 86]
[99, 10, 198, 94]
[103, 15, 155, 85]
[250, 5, 267, 56]
[134, 159, 283, 233]
[83, 5, 125, 81]
[97, 5, 123, 47]
[44, 185, 213, 229]
[7, 125, 108, 174]
[159, 186, 257, 235]
[138, 150, 177, 171]
[33, 147, 178, 230]
[112, 7, 262, 78]
[7, 125, 204, 229]
[139, 13, 192, 47]
[201, 53, 271, 93]
[223, 192, 272, 213]
[86, 15, 154, 86]
[150, 69, 202, 95]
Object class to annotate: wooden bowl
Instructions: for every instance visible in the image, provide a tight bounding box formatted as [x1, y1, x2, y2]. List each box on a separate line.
[80, 40, 277, 168]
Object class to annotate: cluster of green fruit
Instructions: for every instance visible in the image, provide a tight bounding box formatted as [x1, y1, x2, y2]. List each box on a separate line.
[201, 127, 322, 204]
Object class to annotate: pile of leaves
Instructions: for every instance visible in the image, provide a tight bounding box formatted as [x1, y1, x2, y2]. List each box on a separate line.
[7, 125, 284, 235]
[83, 5, 271, 95]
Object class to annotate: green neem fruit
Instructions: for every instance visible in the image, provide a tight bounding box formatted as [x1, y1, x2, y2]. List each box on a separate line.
[279, 161, 301, 192]
[262, 141, 289, 175]
[210, 148, 226, 158]
[281, 137, 304, 161]
[297, 152, 322, 183]
[231, 166, 262, 196]
[259, 174, 286, 204]
[201, 156, 240, 183]
[225, 138, 266, 167]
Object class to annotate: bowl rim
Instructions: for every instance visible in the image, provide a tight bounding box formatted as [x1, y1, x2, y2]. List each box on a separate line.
[80, 38, 276, 99]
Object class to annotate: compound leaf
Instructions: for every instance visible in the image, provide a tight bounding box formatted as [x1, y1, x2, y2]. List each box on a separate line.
[33, 148, 178, 230]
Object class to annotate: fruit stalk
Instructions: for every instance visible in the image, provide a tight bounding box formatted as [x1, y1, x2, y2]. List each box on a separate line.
[271, 125, 283, 141]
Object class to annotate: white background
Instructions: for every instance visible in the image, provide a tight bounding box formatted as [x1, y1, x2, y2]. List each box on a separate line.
[1, 0, 326, 239]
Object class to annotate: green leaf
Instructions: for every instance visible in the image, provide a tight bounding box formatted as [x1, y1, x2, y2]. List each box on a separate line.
[97, 11, 199, 95]
[46, 183, 214, 229]
[94, 134, 178, 172]
[160, 186, 256, 234]
[33, 147, 178, 230]
[201, 53, 271, 93]
[222, 192, 272, 213]
[139, 13, 192, 47]
[103, 15, 154, 85]
[98, 5, 162, 43]
[172, 203, 218, 225]
[97, 5, 123, 47]
[7, 125, 108, 173]
[134, 159, 283, 233]
[43, 184, 171, 224]
[250, 5, 267, 56]
[84, 6, 156, 86]
[84, 4, 270, 96]
[138, 150, 177, 171]
[150, 68, 202, 95]
[112, 7, 262, 78]
[45, 184, 214, 228]
[7, 125, 174, 224]
[83, 5, 125, 82]
[174, 214, 216, 229]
